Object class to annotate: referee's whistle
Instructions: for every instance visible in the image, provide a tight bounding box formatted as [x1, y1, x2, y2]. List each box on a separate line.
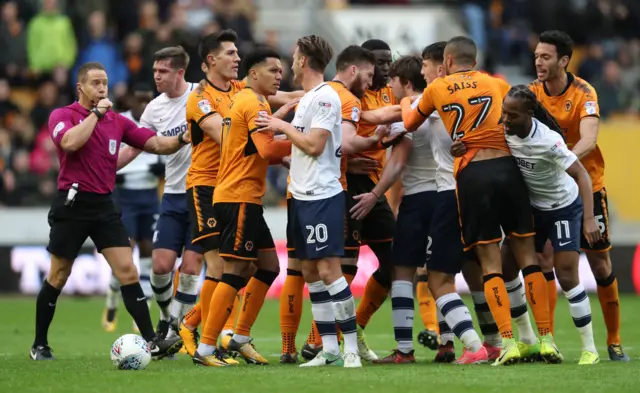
[65, 183, 79, 206]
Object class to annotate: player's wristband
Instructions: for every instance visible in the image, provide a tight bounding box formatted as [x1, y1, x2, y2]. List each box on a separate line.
[90, 107, 104, 120]
[177, 131, 187, 145]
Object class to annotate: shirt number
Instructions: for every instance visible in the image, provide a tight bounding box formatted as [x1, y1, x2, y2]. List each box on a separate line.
[441, 96, 493, 139]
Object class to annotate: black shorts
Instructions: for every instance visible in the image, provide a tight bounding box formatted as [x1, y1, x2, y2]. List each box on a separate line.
[187, 186, 220, 251]
[47, 191, 131, 260]
[215, 202, 275, 261]
[456, 157, 534, 251]
[392, 191, 437, 267]
[581, 188, 612, 252]
[428, 190, 466, 274]
[346, 174, 395, 244]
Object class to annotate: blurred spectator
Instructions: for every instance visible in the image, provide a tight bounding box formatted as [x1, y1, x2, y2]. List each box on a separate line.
[592, 60, 636, 118]
[0, 1, 28, 82]
[30, 81, 59, 131]
[0, 79, 20, 129]
[214, 0, 256, 53]
[123, 32, 149, 88]
[2, 148, 54, 206]
[178, 0, 215, 32]
[578, 42, 605, 84]
[26, 0, 77, 74]
[72, 10, 128, 98]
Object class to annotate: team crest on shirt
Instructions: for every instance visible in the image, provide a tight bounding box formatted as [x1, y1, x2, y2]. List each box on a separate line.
[207, 218, 217, 228]
[564, 100, 572, 112]
[245, 241, 254, 251]
[381, 92, 390, 103]
[109, 139, 117, 155]
[197, 99, 211, 114]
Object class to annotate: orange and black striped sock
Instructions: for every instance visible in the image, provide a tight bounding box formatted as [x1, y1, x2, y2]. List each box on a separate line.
[544, 271, 557, 335]
[235, 270, 278, 337]
[198, 276, 219, 330]
[200, 274, 245, 346]
[483, 273, 513, 339]
[596, 272, 621, 345]
[342, 265, 358, 286]
[356, 272, 390, 328]
[280, 269, 305, 354]
[416, 275, 438, 332]
[522, 265, 551, 336]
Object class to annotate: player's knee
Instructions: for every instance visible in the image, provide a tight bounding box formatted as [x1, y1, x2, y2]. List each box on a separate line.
[537, 252, 554, 272]
[554, 260, 579, 291]
[113, 262, 139, 286]
[428, 271, 455, 298]
[47, 264, 72, 288]
[180, 257, 203, 275]
[587, 253, 611, 279]
[243, 262, 259, 279]
[152, 251, 175, 275]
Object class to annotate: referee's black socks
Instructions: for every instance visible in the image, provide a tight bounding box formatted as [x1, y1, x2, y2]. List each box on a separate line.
[34, 279, 61, 347]
[121, 282, 156, 342]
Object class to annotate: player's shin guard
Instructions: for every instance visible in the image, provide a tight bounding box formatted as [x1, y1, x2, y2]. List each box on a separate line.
[233, 269, 278, 342]
[34, 280, 61, 347]
[596, 272, 621, 346]
[505, 277, 537, 344]
[483, 274, 514, 339]
[327, 277, 358, 354]
[151, 272, 173, 321]
[120, 282, 155, 342]
[521, 265, 551, 336]
[391, 280, 414, 354]
[170, 273, 199, 324]
[198, 274, 246, 356]
[564, 284, 597, 353]
[544, 271, 558, 335]
[308, 281, 340, 355]
[437, 293, 482, 352]
[437, 308, 455, 344]
[356, 269, 390, 328]
[471, 291, 501, 347]
[280, 269, 305, 354]
[416, 275, 438, 332]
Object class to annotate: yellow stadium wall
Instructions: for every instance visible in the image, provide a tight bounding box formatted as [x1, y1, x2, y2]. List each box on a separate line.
[598, 120, 640, 221]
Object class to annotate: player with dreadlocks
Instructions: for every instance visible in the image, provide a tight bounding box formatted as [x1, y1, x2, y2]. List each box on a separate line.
[451, 85, 601, 365]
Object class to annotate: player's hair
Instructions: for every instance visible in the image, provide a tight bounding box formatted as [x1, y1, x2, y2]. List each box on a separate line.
[421, 41, 447, 63]
[389, 55, 426, 91]
[199, 29, 238, 61]
[335, 45, 376, 72]
[154, 46, 190, 70]
[361, 39, 390, 52]
[242, 46, 281, 71]
[77, 62, 106, 83]
[539, 30, 573, 61]
[445, 36, 477, 66]
[507, 85, 563, 138]
[296, 35, 334, 73]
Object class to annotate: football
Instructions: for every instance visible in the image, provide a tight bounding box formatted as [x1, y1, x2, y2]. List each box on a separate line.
[110, 334, 151, 370]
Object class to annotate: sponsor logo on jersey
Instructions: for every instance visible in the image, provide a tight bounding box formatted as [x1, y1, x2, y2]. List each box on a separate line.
[163, 123, 188, 136]
[351, 107, 360, 122]
[515, 156, 536, 170]
[197, 99, 212, 114]
[585, 101, 597, 115]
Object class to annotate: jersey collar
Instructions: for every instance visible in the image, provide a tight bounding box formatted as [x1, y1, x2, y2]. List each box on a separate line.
[542, 72, 574, 97]
[205, 77, 232, 93]
[528, 119, 539, 139]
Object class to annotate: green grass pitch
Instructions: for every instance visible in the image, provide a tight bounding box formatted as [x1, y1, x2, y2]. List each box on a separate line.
[0, 295, 637, 393]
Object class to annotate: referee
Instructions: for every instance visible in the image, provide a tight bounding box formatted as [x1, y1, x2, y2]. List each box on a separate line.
[30, 62, 188, 361]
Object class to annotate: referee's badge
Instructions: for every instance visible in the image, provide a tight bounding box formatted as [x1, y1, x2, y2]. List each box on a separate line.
[109, 139, 117, 155]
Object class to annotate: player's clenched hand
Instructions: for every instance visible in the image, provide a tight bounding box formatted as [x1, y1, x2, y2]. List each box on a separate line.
[347, 157, 378, 175]
[350, 192, 377, 220]
[272, 97, 301, 120]
[181, 130, 191, 144]
[255, 114, 286, 133]
[450, 139, 467, 157]
[583, 216, 602, 246]
[372, 125, 390, 142]
[381, 131, 406, 148]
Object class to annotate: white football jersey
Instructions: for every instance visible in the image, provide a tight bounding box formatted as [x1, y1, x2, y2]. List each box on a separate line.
[289, 83, 343, 201]
[117, 111, 161, 190]
[140, 83, 196, 194]
[506, 118, 578, 211]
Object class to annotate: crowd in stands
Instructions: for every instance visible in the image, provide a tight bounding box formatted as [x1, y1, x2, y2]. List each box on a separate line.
[1, 0, 639, 206]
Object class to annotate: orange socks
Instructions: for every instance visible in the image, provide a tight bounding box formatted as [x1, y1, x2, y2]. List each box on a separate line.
[522, 266, 551, 336]
[306, 322, 322, 347]
[356, 274, 390, 328]
[200, 274, 245, 346]
[222, 291, 241, 333]
[544, 271, 557, 335]
[172, 269, 180, 296]
[280, 269, 305, 354]
[596, 272, 621, 345]
[483, 274, 513, 339]
[199, 276, 219, 329]
[234, 270, 278, 337]
[183, 302, 202, 330]
[416, 275, 438, 332]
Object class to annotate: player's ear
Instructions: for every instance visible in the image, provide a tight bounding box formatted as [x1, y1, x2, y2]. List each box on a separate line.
[559, 55, 570, 69]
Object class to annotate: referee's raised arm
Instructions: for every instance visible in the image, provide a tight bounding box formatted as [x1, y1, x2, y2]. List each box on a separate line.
[30, 62, 183, 362]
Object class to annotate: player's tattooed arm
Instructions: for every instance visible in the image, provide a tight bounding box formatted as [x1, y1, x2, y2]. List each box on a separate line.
[572, 117, 599, 159]
[361, 105, 402, 125]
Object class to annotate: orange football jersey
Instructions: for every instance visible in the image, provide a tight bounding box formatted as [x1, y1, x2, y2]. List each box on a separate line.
[528, 74, 604, 192]
[214, 88, 274, 205]
[405, 70, 510, 177]
[353, 85, 396, 183]
[185, 79, 245, 189]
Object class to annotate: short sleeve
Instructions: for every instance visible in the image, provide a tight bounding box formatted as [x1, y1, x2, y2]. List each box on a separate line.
[417, 84, 437, 118]
[341, 94, 361, 125]
[546, 132, 577, 170]
[48, 108, 74, 147]
[139, 104, 155, 131]
[120, 113, 156, 150]
[311, 92, 340, 131]
[246, 95, 271, 132]
[578, 88, 599, 119]
[187, 89, 216, 126]
[498, 78, 511, 98]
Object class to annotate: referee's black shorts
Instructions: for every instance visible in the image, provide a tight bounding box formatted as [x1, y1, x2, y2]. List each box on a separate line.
[47, 191, 131, 260]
